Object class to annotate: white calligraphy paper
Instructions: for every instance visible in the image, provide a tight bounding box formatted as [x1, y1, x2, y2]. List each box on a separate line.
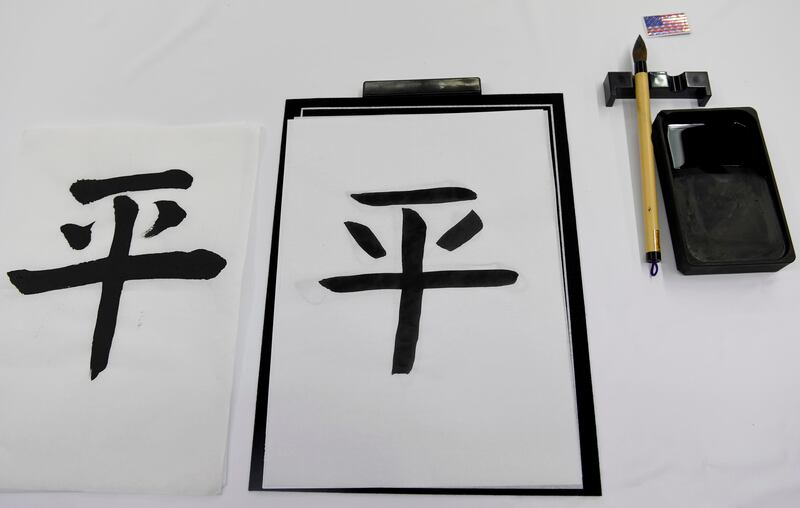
[258, 108, 586, 489]
[0, 126, 259, 494]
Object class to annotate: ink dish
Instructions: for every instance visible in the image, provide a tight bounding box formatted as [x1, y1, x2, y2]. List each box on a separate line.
[652, 108, 794, 274]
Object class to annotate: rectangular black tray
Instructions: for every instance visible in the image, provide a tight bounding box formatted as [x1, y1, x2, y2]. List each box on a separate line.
[652, 107, 794, 275]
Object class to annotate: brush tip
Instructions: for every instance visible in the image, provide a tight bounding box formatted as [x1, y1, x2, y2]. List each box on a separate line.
[632, 35, 647, 61]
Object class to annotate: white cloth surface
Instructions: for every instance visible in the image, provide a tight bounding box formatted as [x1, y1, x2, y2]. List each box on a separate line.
[0, 0, 798, 506]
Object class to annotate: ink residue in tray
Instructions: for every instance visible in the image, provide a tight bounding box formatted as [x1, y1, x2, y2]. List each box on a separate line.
[652, 108, 794, 274]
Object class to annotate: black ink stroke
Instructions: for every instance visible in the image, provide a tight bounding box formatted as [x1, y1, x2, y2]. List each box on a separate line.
[436, 210, 483, 251]
[60, 222, 94, 250]
[393, 208, 425, 374]
[89, 195, 137, 379]
[319, 270, 518, 292]
[319, 208, 517, 374]
[7, 250, 226, 295]
[351, 187, 477, 207]
[70, 169, 193, 204]
[7, 195, 226, 380]
[145, 200, 187, 238]
[319, 273, 403, 292]
[344, 221, 386, 258]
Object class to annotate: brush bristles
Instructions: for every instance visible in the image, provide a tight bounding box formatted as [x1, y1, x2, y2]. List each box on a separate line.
[632, 35, 647, 62]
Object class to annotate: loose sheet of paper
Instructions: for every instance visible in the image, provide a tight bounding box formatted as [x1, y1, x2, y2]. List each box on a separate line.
[262, 109, 583, 489]
[0, 126, 259, 494]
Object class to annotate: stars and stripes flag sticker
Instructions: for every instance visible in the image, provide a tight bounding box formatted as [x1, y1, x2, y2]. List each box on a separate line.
[644, 13, 690, 37]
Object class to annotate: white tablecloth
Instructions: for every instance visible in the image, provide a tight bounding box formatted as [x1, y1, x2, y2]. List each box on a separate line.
[1, 1, 798, 507]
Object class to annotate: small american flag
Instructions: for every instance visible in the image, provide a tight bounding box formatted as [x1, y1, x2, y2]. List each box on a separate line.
[644, 13, 690, 37]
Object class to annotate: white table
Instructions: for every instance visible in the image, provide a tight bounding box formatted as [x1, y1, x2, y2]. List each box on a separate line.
[2, 1, 798, 507]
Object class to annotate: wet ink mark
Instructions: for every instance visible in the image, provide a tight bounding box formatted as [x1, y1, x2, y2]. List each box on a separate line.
[70, 169, 193, 204]
[351, 187, 477, 206]
[8, 249, 225, 294]
[320, 190, 517, 374]
[344, 221, 386, 258]
[7, 170, 225, 380]
[319, 270, 517, 293]
[319, 273, 403, 292]
[436, 210, 483, 251]
[145, 200, 187, 238]
[60, 222, 94, 250]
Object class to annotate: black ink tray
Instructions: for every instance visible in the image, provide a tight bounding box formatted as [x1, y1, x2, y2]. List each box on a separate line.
[652, 107, 794, 275]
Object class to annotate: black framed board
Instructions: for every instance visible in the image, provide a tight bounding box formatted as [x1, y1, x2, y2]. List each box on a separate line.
[250, 94, 600, 495]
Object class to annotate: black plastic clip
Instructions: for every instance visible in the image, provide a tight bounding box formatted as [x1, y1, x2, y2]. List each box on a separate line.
[603, 71, 711, 107]
[363, 77, 482, 97]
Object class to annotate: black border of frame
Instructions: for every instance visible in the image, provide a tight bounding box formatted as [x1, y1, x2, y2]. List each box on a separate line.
[249, 94, 600, 496]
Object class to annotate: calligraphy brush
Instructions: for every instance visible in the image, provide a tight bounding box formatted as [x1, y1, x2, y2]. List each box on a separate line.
[633, 35, 661, 276]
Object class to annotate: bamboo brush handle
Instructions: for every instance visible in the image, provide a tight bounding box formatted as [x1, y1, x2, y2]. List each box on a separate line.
[634, 71, 661, 261]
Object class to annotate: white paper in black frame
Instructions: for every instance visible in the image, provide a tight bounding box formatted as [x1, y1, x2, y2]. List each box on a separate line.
[250, 94, 600, 495]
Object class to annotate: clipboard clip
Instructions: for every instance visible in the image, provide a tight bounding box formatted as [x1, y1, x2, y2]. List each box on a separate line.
[363, 77, 482, 97]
